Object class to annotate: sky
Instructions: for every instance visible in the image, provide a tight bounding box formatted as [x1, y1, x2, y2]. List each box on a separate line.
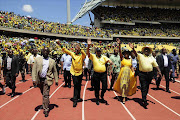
[0, 0, 94, 26]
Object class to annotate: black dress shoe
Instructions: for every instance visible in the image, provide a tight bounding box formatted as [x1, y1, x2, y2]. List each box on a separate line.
[11, 93, 15, 98]
[172, 78, 175, 83]
[156, 86, 160, 90]
[73, 101, 77, 107]
[166, 90, 171, 93]
[44, 111, 49, 117]
[144, 101, 149, 106]
[96, 99, 99, 105]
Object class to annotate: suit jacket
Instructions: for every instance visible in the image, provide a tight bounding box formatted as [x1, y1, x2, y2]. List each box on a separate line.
[32, 56, 58, 86]
[156, 54, 172, 71]
[3, 56, 19, 77]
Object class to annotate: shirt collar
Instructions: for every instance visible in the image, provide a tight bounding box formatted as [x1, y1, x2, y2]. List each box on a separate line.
[43, 57, 49, 60]
[163, 53, 167, 56]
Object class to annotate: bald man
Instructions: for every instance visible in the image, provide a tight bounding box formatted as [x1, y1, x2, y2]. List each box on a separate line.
[32, 47, 58, 117]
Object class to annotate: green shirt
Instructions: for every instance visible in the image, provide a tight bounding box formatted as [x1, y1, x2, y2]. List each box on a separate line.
[110, 54, 121, 73]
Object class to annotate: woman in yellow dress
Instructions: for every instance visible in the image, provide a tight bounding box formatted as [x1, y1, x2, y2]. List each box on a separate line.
[114, 39, 137, 104]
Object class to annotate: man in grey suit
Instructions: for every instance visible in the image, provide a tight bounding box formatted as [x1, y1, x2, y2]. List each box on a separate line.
[32, 47, 58, 117]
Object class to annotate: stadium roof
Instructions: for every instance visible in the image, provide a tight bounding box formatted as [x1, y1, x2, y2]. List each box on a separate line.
[102, 0, 180, 8]
[71, 0, 106, 23]
[72, 0, 180, 23]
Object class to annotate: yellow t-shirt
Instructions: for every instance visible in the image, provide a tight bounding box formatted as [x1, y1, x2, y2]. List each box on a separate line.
[62, 47, 86, 76]
[89, 54, 110, 73]
[137, 53, 158, 72]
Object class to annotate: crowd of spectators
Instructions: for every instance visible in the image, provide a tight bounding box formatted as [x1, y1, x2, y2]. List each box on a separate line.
[94, 6, 180, 22]
[0, 9, 180, 38]
[104, 24, 180, 37]
[0, 11, 111, 38]
[0, 35, 178, 57]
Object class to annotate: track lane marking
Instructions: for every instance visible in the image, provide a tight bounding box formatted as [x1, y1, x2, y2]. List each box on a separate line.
[107, 76, 136, 120]
[152, 80, 180, 95]
[0, 78, 32, 91]
[0, 87, 34, 109]
[82, 81, 88, 120]
[175, 79, 180, 83]
[31, 82, 65, 120]
[148, 94, 180, 117]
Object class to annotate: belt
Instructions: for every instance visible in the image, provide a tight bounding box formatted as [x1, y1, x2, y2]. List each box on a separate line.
[40, 78, 46, 81]
[94, 71, 106, 74]
[139, 71, 153, 74]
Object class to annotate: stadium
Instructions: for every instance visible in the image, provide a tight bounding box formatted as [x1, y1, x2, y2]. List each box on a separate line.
[0, 0, 179, 120]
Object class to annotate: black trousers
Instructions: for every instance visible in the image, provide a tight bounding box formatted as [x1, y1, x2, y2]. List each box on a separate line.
[64, 69, 71, 86]
[139, 71, 153, 102]
[156, 67, 170, 91]
[84, 68, 90, 80]
[25, 62, 28, 74]
[19, 65, 25, 80]
[72, 74, 83, 101]
[6, 71, 16, 93]
[153, 68, 157, 82]
[0, 82, 3, 88]
[91, 72, 94, 88]
[110, 72, 118, 89]
[93, 72, 107, 99]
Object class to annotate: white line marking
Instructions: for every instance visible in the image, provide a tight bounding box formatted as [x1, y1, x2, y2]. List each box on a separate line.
[107, 76, 136, 120]
[148, 94, 180, 117]
[152, 80, 180, 95]
[31, 82, 65, 120]
[0, 87, 34, 109]
[0, 78, 32, 91]
[82, 81, 88, 120]
[175, 79, 180, 83]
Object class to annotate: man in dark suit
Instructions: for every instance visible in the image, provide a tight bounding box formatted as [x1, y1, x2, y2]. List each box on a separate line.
[156, 48, 172, 93]
[3, 50, 19, 97]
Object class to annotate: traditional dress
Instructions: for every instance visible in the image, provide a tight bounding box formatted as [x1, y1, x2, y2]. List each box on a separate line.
[114, 58, 137, 97]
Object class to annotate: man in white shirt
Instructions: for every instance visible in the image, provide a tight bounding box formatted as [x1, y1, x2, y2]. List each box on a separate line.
[27, 49, 40, 74]
[28, 49, 40, 87]
[156, 48, 172, 93]
[32, 47, 58, 117]
[61, 53, 72, 88]
[84, 55, 90, 81]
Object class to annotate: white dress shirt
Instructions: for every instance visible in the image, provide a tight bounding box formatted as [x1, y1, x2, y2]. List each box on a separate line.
[7, 56, 12, 70]
[40, 58, 49, 78]
[163, 54, 168, 67]
[84, 56, 89, 68]
[61, 54, 72, 71]
[132, 58, 137, 68]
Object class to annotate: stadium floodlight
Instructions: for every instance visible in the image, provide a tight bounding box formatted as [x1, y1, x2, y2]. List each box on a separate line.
[71, 0, 106, 23]
[67, 0, 71, 24]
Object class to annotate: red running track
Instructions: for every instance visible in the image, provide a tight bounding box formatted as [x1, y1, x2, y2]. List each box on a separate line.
[0, 74, 179, 120]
